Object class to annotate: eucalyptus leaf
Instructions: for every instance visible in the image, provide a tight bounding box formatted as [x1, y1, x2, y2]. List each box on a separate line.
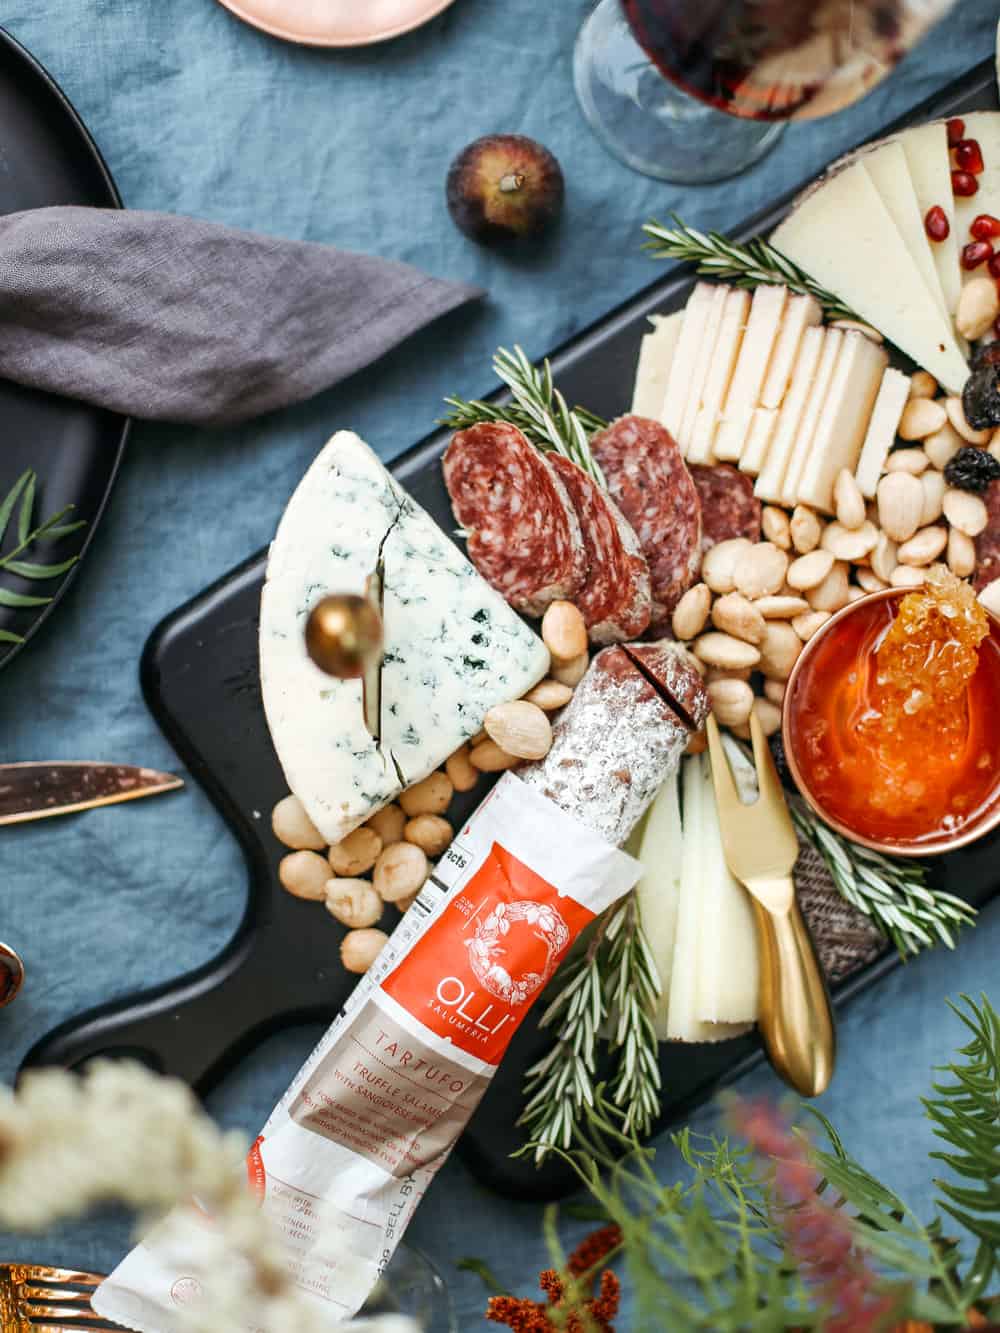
[0, 628, 24, 644]
[16, 472, 36, 546]
[42, 519, 87, 540]
[0, 588, 53, 609]
[2, 556, 80, 580]
[0, 471, 32, 546]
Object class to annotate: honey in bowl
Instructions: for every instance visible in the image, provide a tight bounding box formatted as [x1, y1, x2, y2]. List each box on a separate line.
[784, 571, 1000, 853]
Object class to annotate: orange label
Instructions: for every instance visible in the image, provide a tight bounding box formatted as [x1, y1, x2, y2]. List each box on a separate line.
[381, 842, 593, 1064]
[246, 1135, 267, 1201]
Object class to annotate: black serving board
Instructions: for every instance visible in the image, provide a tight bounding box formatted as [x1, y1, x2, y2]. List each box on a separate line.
[23, 58, 1000, 1201]
[0, 26, 128, 667]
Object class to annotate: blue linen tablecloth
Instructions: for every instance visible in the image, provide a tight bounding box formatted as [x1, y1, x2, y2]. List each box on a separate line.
[3, 2, 1000, 1326]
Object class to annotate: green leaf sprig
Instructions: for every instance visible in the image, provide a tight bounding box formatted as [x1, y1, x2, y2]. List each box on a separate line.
[0, 470, 87, 647]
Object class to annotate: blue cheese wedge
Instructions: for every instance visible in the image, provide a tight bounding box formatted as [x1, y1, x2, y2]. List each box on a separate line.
[260, 432, 550, 844]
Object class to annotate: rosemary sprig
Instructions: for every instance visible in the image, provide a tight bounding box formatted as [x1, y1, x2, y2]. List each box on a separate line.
[516, 893, 661, 1162]
[442, 345, 607, 486]
[642, 215, 859, 323]
[790, 797, 976, 958]
[0, 470, 86, 647]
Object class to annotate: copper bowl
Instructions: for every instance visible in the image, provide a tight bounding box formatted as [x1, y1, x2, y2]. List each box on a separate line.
[781, 587, 1000, 859]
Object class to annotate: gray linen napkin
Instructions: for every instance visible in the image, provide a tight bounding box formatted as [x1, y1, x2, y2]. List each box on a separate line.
[0, 206, 482, 425]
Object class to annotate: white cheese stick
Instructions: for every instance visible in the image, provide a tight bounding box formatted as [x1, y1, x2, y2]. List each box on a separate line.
[662, 283, 716, 442]
[634, 768, 684, 1042]
[714, 284, 788, 461]
[688, 288, 751, 464]
[854, 366, 911, 498]
[754, 325, 825, 503]
[902, 120, 962, 316]
[759, 292, 823, 411]
[739, 407, 779, 478]
[865, 140, 950, 319]
[796, 332, 889, 512]
[631, 310, 683, 418]
[780, 328, 844, 508]
[678, 283, 729, 454]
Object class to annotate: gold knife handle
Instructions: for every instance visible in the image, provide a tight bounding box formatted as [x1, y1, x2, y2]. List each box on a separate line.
[750, 880, 836, 1098]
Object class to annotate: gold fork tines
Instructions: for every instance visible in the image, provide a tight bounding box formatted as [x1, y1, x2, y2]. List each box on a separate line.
[705, 708, 837, 1098]
[0, 1264, 122, 1332]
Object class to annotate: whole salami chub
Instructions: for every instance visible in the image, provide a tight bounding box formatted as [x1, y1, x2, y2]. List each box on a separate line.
[547, 453, 651, 645]
[590, 415, 702, 635]
[443, 422, 586, 618]
[689, 463, 761, 552]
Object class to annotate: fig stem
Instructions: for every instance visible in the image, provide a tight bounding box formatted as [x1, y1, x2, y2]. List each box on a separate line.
[499, 172, 525, 193]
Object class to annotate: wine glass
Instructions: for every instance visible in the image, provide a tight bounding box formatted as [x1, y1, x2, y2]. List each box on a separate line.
[359, 1243, 456, 1332]
[574, 0, 957, 184]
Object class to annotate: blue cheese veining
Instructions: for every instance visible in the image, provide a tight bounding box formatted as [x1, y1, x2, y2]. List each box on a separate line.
[260, 432, 550, 844]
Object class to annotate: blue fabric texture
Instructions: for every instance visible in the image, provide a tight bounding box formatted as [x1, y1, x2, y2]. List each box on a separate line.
[2, 2, 1000, 1327]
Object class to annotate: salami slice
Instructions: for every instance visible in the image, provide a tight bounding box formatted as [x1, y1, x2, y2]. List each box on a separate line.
[547, 454, 651, 644]
[974, 479, 1000, 592]
[443, 423, 586, 618]
[590, 415, 702, 635]
[689, 463, 761, 553]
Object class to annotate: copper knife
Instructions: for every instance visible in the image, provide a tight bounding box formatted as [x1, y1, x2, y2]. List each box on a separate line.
[0, 762, 183, 826]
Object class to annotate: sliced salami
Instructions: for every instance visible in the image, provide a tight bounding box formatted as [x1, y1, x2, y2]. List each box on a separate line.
[974, 479, 1000, 592]
[590, 414, 702, 635]
[547, 454, 651, 645]
[688, 463, 761, 553]
[443, 422, 586, 618]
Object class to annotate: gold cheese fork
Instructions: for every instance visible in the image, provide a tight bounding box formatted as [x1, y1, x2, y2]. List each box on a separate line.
[705, 708, 836, 1097]
[0, 1263, 122, 1331]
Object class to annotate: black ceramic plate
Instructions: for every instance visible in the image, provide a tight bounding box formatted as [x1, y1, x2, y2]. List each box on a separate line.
[0, 26, 127, 667]
[23, 58, 1000, 1201]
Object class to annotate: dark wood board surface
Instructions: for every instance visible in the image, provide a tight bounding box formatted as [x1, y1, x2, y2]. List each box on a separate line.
[22, 58, 1000, 1201]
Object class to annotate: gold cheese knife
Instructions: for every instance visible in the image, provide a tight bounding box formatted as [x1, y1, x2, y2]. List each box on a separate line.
[0, 762, 183, 826]
[305, 583, 385, 739]
[705, 708, 836, 1098]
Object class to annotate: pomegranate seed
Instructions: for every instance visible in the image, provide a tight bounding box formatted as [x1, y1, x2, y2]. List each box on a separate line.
[971, 213, 1000, 240]
[955, 139, 985, 174]
[961, 240, 993, 270]
[947, 117, 965, 146]
[988, 253, 1000, 280]
[924, 205, 950, 241]
[952, 169, 980, 197]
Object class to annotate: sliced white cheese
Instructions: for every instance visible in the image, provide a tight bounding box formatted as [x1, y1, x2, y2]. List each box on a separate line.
[901, 120, 962, 316]
[678, 283, 729, 454]
[854, 366, 912, 498]
[796, 332, 889, 512]
[864, 142, 949, 319]
[754, 325, 826, 503]
[759, 292, 823, 410]
[780, 328, 844, 508]
[953, 111, 1000, 280]
[714, 284, 788, 461]
[739, 407, 779, 478]
[260, 431, 549, 844]
[631, 310, 683, 418]
[634, 769, 683, 1042]
[688, 288, 751, 464]
[662, 283, 716, 442]
[770, 160, 969, 392]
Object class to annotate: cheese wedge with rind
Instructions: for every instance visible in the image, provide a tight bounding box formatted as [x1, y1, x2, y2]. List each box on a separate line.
[662, 283, 716, 441]
[854, 367, 911, 498]
[754, 325, 825, 503]
[714, 284, 789, 462]
[901, 120, 962, 317]
[260, 432, 549, 844]
[864, 141, 949, 319]
[780, 328, 844, 508]
[631, 310, 683, 418]
[770, 160, 969, 391]
[688, 288, 751, 464]
[953, 111, 1000, 282]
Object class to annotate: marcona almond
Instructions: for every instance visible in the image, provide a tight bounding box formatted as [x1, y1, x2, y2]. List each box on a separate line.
[469, 739, 521, 772]
[671, 582, 712, 640]
[990, 429, 1000, 461]
[692, 632, 761, 670]
[807, 561, 850, 613]
[885, 448, 930, 475]
[947, 526, 976, 577]
[701, 537, 754, 594]
[404, 814, 453, 858]
[956, 275, 1000, 341]
[923, 422, 964, 470]
[786, 549, 835, 591]
[945, 395, 992, 446]
[445, 746, 479, 793]
[847, 586, 866, 602]
[550, 652, 589, 687]
[522, 679, 574, 711]
[830, 318, 883, 343]
[325, 880, 383, 930]
[753, 594, 810, 619]
[373, 842, 428, 902]
[871, 532, 899, 583]
[897, 524, 948, 567]
[707, 678, 754, 728]
[790, 506, 823, 554]
[367, 802, 407, 845]
[763, 677, 786, 706]
[877, 472, 924, 543]
[833, 469, 866, 530]
[979, 578, 1000, 617]
[758, 622, 802, 681]
[753, 698, 783, 737]
[761, 506, 792, 549]
[890, 565, 926, 588]
[908, 370, 938, 399]
[733, 542, 789, 600]
[484, 700, 552, 760]
[821, 520, 879, 562]
[942, 487, 989, 537]
[856, 567, 887, 593]
[898, 396, 946, 440]
[704, 665, 753, 683]
[919, 469, 946, 526]
[791, 609, 831, 641]
[271, 795, 326, 851]
[341, 928, 389, 974]
[711, 592, 766, 645]
[541, 600, 587, 663]
[328, 827, 383, 877]
[399, 771, 453, 817]
[279, 850, 331, 901]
